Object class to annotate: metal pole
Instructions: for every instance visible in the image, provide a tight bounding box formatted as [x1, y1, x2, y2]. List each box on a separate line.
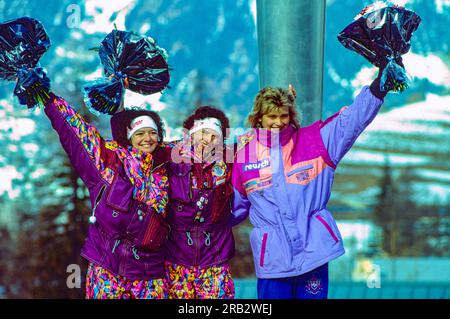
[256, 0, 326, 125]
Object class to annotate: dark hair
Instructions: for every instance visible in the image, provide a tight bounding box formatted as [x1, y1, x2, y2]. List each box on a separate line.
[110, 109, 165, 147]
[183, 106, 230, 140]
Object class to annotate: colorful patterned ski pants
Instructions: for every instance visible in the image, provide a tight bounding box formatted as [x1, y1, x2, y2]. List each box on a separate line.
[165, 261, 235, 299]
[85, 262, 167, 299]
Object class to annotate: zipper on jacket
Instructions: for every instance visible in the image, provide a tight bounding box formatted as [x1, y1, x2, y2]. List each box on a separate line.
[188, 172, 193, 200]
[147, 161, 167, 196]
[151, 161, 166, 173]
[193, 226, 199, 266]
[260, 233, 268, 267]
[88, 184, 107, 224]
[316, 215, 339, 243]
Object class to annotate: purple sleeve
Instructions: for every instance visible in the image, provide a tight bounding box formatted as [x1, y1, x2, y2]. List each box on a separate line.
[230, 188, 250, 226]
[44, 95, 116, 189]
[320, 86, 384, 165]
[230, 160, 251, 226]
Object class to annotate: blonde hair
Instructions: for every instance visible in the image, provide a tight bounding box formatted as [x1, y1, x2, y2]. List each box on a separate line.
[247, 86, 301, 128]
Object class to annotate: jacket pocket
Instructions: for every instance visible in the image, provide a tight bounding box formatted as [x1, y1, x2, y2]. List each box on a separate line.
[251, 228, 293, 274]
[286, 164, 314, 177]
[211, 182, 234, 223]
[315, 214, 339, 243]
[140, 211, 170, 252]
[286, 162, 317, 185]
[105, 172, 133, 213]
[168, 162, 192, 203]
[259, 233, 268, 267]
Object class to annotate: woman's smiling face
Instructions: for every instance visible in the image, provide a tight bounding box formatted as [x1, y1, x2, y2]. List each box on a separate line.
[130, 127, 159, 153]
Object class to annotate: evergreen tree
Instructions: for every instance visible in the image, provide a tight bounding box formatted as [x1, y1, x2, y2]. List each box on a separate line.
[0, 2, 98, 295]
[373, 159, 424, 257]
[373, 160, 394, 256]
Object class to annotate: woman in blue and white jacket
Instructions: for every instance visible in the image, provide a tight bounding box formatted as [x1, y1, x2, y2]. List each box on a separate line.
[231, 62, 403, 299]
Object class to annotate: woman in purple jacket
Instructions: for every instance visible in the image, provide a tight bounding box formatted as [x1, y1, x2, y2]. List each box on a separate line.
[164, 106, 235, 299]
[19, 74, 171, 299]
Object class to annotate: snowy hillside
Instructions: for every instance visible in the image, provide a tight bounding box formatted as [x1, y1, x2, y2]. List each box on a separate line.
[331, 93, 450, 210]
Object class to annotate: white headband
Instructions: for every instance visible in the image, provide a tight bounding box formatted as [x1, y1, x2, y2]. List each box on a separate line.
[127, 116, 158, 140]
[189, 117, 222, 137]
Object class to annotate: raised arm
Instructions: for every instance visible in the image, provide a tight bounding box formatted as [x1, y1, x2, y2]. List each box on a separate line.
[319, 86, 383, 166]
[44, 94, 118, 189]
[319, 61, 395, 166]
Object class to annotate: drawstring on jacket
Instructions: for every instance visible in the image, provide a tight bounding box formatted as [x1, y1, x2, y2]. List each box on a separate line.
[204, 231, 211, 246]
[184, 231, 212, 246]
[111, 240, 140, 261]
[132, 246, 140, 260]
[185, 231, 194, 246]
[111, 239, 121, 254]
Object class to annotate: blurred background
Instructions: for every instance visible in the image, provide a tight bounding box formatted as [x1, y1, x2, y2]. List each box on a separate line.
[0, 0, 448, 298]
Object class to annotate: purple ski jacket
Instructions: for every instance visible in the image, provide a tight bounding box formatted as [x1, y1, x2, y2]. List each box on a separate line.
[231, 86, 383, 278]
[165, 142, 235, 267]
[44, 95, 170, 280]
